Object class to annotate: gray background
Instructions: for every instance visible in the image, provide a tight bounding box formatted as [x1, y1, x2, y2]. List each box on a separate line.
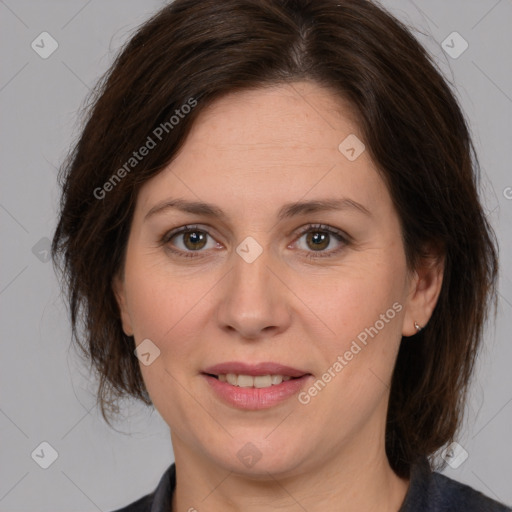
[0, 0, 511, 510]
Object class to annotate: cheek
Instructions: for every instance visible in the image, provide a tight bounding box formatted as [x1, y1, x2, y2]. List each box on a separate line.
[299, 258, 407, 402]
[303, 259, 405, 342]
[123, 251, 220, 371]
[299, 270, 405, 420]
[123, 240, 189, 335]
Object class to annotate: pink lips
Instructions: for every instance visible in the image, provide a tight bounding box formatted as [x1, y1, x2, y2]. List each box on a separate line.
[202, 361, 312, 410]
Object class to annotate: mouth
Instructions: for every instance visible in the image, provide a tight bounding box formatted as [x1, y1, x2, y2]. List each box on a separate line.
[204, 373, 302, 388]
[201, 362, 312, 409]
[202, 361, 310, 387]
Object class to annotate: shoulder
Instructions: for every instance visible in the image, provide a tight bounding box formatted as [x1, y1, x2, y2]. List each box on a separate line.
[108, 463, 175, 512]
[430, 472, 511, 512]
[400, 457, 511, 512]
[109, 493, 154, 512]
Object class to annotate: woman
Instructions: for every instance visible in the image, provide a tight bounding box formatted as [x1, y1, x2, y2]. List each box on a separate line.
[51, 0, 510, 510]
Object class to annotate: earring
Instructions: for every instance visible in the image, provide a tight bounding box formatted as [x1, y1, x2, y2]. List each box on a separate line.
[414, 321, 423, 332]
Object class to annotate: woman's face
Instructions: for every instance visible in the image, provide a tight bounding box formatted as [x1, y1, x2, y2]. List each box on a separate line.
[115, 81, 431, 477]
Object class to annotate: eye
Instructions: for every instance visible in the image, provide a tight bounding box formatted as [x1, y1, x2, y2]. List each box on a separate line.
[159, 223, 349, 259]
[292, 224, 349, 259]
[160, 225, 219, 258]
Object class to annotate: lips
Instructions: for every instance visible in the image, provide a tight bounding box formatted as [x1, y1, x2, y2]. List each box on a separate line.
[202, 368, 313, 410]
[202, 361, 309, 378]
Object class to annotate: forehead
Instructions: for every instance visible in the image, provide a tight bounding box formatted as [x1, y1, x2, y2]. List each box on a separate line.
[175, 82, 362, 162]
[136, 82, 387, 220]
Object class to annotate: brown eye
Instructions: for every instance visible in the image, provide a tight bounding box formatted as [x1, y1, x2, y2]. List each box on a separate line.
[180, 230, 208, 250]
[293, 224, 349, 260]
[162, 225, 217, 256]
[305, 230, 330, 251]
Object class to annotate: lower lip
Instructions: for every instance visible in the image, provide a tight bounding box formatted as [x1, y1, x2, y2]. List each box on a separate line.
[202, 374, 312, 410]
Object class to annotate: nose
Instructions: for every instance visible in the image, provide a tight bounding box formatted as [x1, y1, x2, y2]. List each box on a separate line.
[215, 241, 292, 340]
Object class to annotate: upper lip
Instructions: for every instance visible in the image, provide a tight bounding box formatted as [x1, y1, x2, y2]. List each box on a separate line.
[203, 362, 309, 378]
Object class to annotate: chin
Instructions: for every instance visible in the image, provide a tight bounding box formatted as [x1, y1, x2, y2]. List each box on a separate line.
[206, 439, 305, 478]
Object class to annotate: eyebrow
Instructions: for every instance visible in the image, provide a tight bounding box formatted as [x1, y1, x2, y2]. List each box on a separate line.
[144, 197, 371, 222]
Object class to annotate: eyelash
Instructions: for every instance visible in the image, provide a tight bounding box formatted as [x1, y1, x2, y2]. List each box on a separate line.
[159, 223, 350, 260]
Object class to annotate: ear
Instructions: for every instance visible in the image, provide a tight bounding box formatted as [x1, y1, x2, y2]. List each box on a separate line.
[402, 246, 444, 337]
[112, 273, 134, 337]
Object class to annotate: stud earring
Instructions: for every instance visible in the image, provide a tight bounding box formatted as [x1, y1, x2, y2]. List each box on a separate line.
[414, 321, 423, 332]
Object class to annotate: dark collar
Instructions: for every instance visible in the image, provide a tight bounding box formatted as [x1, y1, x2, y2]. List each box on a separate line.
[121, 456, 509, 512]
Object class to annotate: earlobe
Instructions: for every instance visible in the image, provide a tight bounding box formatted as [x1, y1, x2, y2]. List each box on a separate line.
[402, 250, 444, 337]
[112, 274, 134, 337]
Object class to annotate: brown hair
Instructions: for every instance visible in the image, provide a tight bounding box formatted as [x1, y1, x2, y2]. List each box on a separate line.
[51, 0, 498, 477]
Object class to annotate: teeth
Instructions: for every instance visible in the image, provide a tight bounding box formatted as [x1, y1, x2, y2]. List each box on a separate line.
[217, 374, 294, 388]
[237, 374, 254, 388]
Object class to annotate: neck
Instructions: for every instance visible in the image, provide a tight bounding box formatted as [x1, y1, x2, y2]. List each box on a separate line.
[170, 427, 409, 512]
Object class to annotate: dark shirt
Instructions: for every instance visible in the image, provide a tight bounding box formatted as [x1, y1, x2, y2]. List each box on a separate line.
[110, 458, 511, 512]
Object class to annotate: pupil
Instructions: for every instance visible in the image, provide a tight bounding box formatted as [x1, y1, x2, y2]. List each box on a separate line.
[186, 231, 206, 249]
[308, 231, 328, 251]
